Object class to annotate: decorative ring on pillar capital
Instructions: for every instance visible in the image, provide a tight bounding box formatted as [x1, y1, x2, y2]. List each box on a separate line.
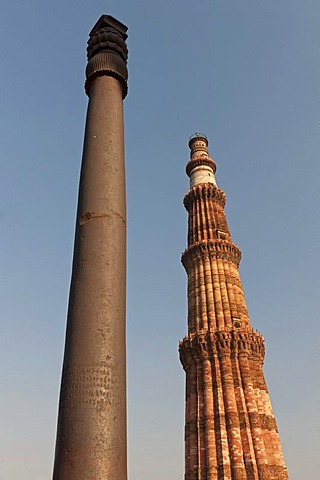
[85, 51, 128, 97]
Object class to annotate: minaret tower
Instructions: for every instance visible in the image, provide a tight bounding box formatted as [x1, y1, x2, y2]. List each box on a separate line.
[179, 134, 288, 480]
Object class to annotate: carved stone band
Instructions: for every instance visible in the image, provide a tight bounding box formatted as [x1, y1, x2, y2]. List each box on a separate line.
[85, 51, 128, 97]
[186, 157, 217, 177]
[184, 183, 226, 211]
[181, 239, 242, 269]
[179, 328, 265, 367]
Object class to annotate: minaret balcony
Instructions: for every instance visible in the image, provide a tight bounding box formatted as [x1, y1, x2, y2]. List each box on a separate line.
[181, 239, 242, 271]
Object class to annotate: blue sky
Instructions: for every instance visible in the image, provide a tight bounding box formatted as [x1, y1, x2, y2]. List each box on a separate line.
[0, 1, 319, 479]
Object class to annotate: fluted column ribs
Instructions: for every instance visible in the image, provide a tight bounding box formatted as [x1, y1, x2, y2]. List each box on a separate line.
[194, 261, 201, 331]
[191, 201, 196, 245]
[219, 354, 246, 480]
[188, 264, 197, 332]
[189, 362, 199, 479]
[186, 252, 247, 333]
[196, 198, 201, 243]
[211, 258, 225, 329]
[199, 259, 209, 330]
[188, 205, 192, 246]
[231, 356, 259, 478]
[216, 258, 232, 328]
[185, 367, 191, 480]
[212, 353, 231, 479]
[203, 359, 217, 479]
[203, 256, 216, 329]
[196, 359, 207, 477]
[204, 196, 213, 240]
[207, 192, 215, 241]
[238, 355, 270, 479]
[200, 196, 208, 242]
[252, 369, 287, 475]
[223, 261, 240, 321]
[228, 265, 242, 316]
[228, 262, 249, 324]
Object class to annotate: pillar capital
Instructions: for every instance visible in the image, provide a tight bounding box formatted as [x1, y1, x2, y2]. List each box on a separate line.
[85, 15, 128, 98]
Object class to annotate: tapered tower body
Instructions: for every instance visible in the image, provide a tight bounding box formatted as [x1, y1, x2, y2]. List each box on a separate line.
[179, 134, 288, 480]
[53, 15, 128, 480]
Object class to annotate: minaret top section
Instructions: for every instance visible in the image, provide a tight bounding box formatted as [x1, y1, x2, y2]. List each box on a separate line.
[186, 133, 217, 188]
[188, 133, 209, 157]
[85, 14, 128, 98]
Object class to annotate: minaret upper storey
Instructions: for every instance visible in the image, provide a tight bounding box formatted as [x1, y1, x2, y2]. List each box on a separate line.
[182, 135, 242, 287]
[182, 135, 248, 333]
[187, 134, 217, 188]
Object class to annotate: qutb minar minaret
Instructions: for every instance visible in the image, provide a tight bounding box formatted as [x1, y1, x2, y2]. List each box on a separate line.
[179, 134, 288, 480]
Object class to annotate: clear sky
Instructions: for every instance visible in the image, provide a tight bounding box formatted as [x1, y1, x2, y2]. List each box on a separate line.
[0, 1, 319, 479]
